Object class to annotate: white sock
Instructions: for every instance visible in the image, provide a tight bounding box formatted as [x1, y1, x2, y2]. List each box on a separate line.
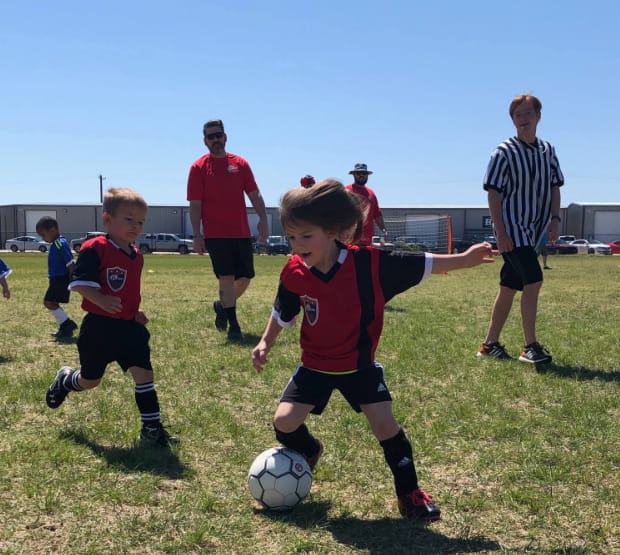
[49, 308, 69, 325]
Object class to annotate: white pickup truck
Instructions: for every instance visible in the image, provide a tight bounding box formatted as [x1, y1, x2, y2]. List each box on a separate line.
[136, 233, 193, 254]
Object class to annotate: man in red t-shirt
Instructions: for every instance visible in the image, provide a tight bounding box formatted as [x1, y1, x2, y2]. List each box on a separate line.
[344, 163, 387, 247]
[187, 119, 268, 340]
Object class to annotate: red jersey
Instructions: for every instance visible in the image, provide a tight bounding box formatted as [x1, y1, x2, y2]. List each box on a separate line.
[273, 244, 430, 373]
[70, 235, 143, 320]
[186, 152, 258, 238]
[345, 184, 382, 246]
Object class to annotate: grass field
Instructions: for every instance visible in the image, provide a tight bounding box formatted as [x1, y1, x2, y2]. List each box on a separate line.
[0, 251, 618, 554]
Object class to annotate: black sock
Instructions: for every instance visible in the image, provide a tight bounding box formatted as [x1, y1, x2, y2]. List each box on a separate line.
[225, 306, 239, 329]
[380, 428, 419, 496]
[62, 369, 83, 392]
[274, 424, 320, 458]
[135, 382, 161, 425]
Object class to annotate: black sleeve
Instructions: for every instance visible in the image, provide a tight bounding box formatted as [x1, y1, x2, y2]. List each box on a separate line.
[379, 250, 427, 302]
[71, 245, 101, 284]
[273, 281, 301, 324]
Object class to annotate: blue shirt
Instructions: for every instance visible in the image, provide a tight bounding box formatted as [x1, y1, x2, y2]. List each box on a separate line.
[0, 257, 11, 279]
[48, 237, 74, 278]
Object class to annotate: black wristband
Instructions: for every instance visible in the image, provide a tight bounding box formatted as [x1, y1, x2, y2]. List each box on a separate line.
[551, 215, 561, 223]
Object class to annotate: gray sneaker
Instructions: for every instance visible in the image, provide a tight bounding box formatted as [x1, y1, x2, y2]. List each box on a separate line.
[519, 342, 552, 364]
[46, 366, 73, 408]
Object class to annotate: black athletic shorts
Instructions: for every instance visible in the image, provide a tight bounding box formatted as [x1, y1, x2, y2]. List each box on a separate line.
[44, 274, 71, 303]
[77, 313, 152, 380]
[500, 246, 543, 291]
[279, 363, 392, 415]
[204, 238, 255, 279]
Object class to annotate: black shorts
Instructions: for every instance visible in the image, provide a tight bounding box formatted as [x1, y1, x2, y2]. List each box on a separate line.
[77, 313, 152, 380]
[500, 246, 543, 291]
[44, 275, 71, 303]
[279, 363, 392, 415]
[204, 238, 255, 279]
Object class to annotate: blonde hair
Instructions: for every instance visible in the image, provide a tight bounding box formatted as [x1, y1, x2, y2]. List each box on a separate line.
[102, 188, 147, 215]
[280, 179, 364, 244]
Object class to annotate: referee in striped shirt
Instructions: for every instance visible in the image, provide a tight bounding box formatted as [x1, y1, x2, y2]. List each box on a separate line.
[477, 94, 563, 364]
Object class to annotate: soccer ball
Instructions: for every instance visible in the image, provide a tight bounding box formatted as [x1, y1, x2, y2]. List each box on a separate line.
[247, 447, 312, 511]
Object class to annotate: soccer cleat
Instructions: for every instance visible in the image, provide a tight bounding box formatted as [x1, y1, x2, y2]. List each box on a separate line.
[519, 342, 552, 364]
[213, 300, 228, 332]
[303, 439, 324, 471]
[398, 488, 441, 521]
[227, 326, 243, 341]
[46, 366, 73, 408]
[139, 422, 179, 447]
[477, 342, 511, 359]
[53, 319, 78, 338]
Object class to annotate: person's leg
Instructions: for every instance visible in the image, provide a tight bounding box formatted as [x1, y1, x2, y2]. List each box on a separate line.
[362, 401, 440, 521]
[483, 286, 517, 344]
[273, 401, 322, 468]
[521, 280, 542, 346]
[234, 277, 251, 299]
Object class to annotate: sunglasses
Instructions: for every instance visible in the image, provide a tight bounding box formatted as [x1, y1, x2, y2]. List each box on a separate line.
[205, 131, 225, 140]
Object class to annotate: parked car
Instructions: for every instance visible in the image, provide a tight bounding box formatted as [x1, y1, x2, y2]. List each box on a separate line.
[558, 235, 576, 243]
[5, 235, 50, 252]
[371, 235, 395, 251]
[570, 239, 612, 255]
[608, 239, 620, 254]
[136, 233, 193, 254]
[70, 231, 106, 252]
[256, 235, 290, 255]
[546, 239, 578, 255]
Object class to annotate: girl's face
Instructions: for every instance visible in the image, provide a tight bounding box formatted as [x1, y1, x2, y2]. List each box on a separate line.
[103, 203, 146, 249]
[285, 222, 339, 272]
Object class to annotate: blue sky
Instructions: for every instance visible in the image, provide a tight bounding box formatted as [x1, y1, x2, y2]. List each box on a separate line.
[2, 1, 619, 208]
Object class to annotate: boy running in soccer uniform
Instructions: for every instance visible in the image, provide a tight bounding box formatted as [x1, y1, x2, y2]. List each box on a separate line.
[252, 180, 493, 521]
[36, 217, 78, 338]
[0, 257, 11, 299]
[45, 188, 178, 447]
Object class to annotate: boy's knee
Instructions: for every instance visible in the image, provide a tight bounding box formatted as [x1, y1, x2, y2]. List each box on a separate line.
[80, 377, 101, 390]
[273, 415, 297, 434]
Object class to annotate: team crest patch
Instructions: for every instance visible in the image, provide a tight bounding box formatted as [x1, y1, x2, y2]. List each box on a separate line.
[301, 295, 319, 326]
[227, 165, 240, 173]
[107, 266, 127, 292]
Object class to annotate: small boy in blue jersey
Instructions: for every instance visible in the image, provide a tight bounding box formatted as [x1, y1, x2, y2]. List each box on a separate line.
[36, 217, 77, 338]
[0, 257, 11, 299]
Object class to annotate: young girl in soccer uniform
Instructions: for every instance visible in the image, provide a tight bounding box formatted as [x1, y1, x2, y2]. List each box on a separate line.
[252, 180, 493, 521]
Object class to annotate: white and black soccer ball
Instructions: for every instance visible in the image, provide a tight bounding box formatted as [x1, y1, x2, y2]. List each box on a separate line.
[248, 447, 312, 511]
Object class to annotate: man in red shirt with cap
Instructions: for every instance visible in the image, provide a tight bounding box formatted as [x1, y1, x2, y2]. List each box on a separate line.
[345, 163, 387, 247]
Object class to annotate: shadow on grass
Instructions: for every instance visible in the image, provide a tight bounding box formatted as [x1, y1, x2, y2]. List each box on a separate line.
[536, 362, 620, 382]
[60, 429, 192, 479]
[0, 355, 12, 363]
[256, 501, 502, 554]
[385, 304, 406, 313]
[53, 336, 78, 345]
[226, 332, 261, 346]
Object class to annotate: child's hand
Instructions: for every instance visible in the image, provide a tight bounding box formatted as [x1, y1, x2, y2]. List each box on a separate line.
[251, 341, 271, 373]
[463, 242, 495, 267]
[135, 311, 149, 325]
[97, 294, 123, 314]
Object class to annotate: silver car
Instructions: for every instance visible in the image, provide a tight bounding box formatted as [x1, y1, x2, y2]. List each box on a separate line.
[5, 235, 51, 252]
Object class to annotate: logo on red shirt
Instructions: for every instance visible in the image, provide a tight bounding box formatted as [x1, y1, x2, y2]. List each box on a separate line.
[227, 165, 240, 173]
[107, 266, 127, 292]
[301, 295, 319, 326]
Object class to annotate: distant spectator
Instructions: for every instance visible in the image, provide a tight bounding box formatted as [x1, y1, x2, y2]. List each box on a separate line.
[345, 163, 387, 246]
[300, 175, 316, 188]
[0, 257, 11, 299]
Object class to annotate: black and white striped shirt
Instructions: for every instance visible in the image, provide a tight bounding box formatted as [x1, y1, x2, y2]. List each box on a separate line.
[483, 137, 564, 247]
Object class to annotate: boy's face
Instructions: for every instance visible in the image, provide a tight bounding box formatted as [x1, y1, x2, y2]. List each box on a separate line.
[511, 99, 541, 141]
[102, 203, 146, 246]
[285, 222, 338, 271]
[37, 227, 59, 243]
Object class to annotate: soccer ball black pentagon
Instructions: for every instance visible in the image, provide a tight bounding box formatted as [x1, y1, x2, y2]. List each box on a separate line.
[248, 447, 312, 511]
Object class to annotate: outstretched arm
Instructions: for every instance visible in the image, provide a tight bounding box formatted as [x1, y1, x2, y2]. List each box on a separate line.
[431, 242, 494, 274]
[251, 315, 284, 373]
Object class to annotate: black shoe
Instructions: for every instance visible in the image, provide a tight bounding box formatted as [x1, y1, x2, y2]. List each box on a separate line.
[46, 366, 73, 408]
[53, 319, 78, 338]
[477, 341, 511, 359]
[519, 342, 552, 364]
[227, 326, 243, 341]
[213, 300, 228, 332]
[398, 489, 441, 521]
[140, 422, 179, 447]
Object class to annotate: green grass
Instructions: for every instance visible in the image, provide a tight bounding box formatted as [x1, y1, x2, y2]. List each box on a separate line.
[0, 252, 618, 554]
